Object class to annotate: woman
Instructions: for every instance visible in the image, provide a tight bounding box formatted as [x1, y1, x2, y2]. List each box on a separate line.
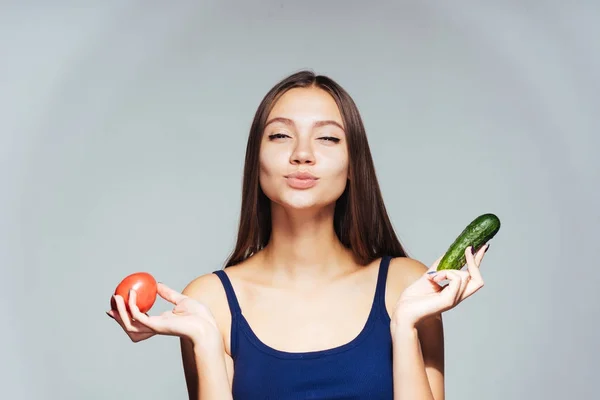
[107, 70, 489, 399]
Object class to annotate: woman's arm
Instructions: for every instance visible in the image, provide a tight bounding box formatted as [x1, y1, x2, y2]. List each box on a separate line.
[180, 275, 235, 400]
[386, 258, 445, 400]
[391, 314, 445, 400]
[181, 337, 234, 400]
[107, 272, 235, 399]
[389, 246, 488, 400]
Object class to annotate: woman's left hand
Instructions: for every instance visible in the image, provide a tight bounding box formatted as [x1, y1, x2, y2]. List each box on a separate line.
[391, 244, 489, 329]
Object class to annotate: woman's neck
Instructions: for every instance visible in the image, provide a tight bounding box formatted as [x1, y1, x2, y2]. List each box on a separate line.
[259, 204, 356, 285]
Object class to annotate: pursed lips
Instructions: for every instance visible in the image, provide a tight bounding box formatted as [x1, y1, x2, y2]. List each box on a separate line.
[285, 171, 318, 180]
[285, 172, 319, 188]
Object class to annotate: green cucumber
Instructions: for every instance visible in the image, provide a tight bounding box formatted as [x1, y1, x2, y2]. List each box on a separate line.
[436, 213, 501, 271]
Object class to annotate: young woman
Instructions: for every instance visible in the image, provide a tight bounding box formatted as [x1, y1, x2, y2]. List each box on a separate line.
[107, 70, 489, 400]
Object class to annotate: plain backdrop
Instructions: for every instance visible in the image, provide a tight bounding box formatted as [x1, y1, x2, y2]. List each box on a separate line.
[1, 1, 598, 399]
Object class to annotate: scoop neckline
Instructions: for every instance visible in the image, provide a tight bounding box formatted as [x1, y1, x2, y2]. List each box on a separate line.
[234, 256, 389, 360]
[237, 302, 382, 360]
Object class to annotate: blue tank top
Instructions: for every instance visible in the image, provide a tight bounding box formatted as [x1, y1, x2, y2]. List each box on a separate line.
[213, 256, 394, 399]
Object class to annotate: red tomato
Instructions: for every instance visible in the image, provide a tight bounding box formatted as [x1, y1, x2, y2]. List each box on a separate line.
[110, 272, 158, 314]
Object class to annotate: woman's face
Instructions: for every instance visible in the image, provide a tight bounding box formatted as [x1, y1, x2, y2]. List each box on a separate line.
[259, 86, 349, 211]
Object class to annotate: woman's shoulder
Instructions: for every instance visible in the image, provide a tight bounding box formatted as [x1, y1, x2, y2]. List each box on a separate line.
[180, 261, 251, 310]
[180, 271, 228, 312]
[182, 271, 223, 297]
[384, 256, 429, 307]
[180, 267, 244, 357]
[388, 256, 429, 282]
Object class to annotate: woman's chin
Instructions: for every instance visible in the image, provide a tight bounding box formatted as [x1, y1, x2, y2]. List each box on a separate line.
[266, 188, 343, 213]
[277, 200, 320, 211]
[270, 194, 326, 212]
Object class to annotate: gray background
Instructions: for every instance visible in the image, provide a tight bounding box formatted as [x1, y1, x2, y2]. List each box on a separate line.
[2, 1, 598, 399]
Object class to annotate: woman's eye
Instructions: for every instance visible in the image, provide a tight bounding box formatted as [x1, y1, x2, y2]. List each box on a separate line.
[319, 136, 340, 143]
[268, 133, 290, 140]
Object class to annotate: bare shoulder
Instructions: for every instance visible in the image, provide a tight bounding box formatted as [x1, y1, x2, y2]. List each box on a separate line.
[180, 271, 235, 330]
[181, 272, 226, 305]
[178, 271, 236, 389]
[384, 256, 429, 314]
[180, 270, 237, 351]
[389, 256, 429, 282]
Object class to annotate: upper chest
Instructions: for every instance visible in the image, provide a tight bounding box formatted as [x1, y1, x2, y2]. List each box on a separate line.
[211, 259, 409, 356]
[226, 263, 397, 399]
[240, 276, 378, 352]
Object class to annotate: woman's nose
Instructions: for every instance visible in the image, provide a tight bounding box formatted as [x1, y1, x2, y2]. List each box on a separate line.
[290, 139, 315, 165]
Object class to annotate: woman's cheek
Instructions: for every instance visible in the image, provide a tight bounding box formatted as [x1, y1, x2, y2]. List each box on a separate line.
[319, 161, 349, 199]
[321, 150, 349, 179]
[258, 154, 283, 199]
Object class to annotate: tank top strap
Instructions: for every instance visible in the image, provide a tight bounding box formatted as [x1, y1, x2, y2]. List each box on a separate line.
[213, 270, 242, 318]
[373, 255, 392, 319]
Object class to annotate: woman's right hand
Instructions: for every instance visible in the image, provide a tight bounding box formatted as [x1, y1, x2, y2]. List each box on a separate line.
[106, 282, 222, 352]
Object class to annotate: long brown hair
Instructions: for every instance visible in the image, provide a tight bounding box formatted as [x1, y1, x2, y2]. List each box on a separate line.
[224, 70, 409, 267]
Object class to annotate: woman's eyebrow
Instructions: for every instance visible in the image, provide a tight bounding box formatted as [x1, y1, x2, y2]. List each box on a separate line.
[265, 117, 345, 132]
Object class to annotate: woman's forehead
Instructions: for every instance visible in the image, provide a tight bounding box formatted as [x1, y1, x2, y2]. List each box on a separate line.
[267, 87, 343, 125]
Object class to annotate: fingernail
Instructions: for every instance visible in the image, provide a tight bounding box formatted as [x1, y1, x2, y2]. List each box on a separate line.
[485, 244, 490, 253]
[427, 271, 437, 275]
[470, 246, 475, 255]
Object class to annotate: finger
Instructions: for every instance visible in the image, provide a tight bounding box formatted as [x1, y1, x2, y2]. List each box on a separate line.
[113, 294, 140, 332]
[129, 291, 170, 335]
[156, 283, 187, 305]
[127, 289, 143, 322]
[108, 310, 147, 335]
[128, 332, 157, 343]
[109, 297, 154, 339]
[428, 269, 469, 284]
[457, 270, 471, 301]
[465, 247, 485, 291]
[428, 269, 469, 304]
[128, 289, 159, 331]
[424, 256, 444, 280]
[461, 277, 485, 302]
[106, 309, 126, 330]
[444, 270, 470, 303]
[474, 243, 489, 266]
[465, 246, 482, 271]
[437, 272, 462, 310]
